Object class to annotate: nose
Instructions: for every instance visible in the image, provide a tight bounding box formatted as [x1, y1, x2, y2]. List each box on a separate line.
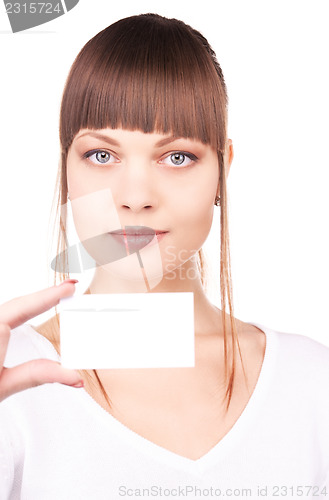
[117, 160, 158, 213]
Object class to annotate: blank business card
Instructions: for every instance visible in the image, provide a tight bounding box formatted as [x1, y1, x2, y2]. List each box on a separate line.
[59, 292, 195, 369]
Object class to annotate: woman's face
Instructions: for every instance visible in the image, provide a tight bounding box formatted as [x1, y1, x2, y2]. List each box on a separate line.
[66, 128, 227, 287]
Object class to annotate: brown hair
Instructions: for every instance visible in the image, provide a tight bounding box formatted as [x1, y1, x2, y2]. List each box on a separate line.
[49, 13, 246, 412]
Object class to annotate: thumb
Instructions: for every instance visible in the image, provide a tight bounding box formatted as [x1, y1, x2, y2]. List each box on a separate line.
[0, 359, 84, 402]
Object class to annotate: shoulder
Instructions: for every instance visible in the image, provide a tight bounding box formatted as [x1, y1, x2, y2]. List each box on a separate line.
[246, 319, 329, 362]
[274, 328, 329, 368]
[254, 322, 329, 390]
[239, 319, 329, 392]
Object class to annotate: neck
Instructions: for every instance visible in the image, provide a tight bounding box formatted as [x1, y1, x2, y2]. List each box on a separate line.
[84, 255, 223, 336]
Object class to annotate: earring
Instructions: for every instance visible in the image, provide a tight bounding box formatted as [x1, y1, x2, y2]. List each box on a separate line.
[214, 196, 221, 207]
[67, 193, 70, 200]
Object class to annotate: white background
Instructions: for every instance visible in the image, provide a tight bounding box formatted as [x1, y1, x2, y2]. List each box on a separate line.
[0, 1, 328, 344]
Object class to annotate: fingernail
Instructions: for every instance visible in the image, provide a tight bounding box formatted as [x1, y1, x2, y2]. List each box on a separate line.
[57, 279, 79, 287]
[72, 380, 84, 388]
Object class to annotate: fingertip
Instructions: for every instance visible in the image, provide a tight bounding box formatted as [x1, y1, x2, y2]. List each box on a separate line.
[71, 380, 84, 388]
[56, 280, 79, 299]
[57, 279, 79, 288]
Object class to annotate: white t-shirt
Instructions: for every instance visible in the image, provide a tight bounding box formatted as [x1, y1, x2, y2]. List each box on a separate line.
[0, 322, 328, 500]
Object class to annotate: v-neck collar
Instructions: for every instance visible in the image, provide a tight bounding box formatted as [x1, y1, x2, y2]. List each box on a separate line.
[26, 321, 278, 474]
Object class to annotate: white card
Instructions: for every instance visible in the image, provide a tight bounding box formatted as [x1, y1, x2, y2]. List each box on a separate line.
[59, 293, 195, 369]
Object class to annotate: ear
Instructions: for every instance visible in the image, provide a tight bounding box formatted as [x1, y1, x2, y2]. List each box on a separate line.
[216, 138, 234, 197]
[225, 138, 234, 175]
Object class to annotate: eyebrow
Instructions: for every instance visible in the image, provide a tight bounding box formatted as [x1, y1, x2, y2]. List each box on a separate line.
[76, 132, 120, 146]
[75, 132, 183, 148]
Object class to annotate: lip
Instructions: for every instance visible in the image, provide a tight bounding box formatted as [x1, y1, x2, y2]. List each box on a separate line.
[108, 229, 168, 253]
[110, 226, 168, 236]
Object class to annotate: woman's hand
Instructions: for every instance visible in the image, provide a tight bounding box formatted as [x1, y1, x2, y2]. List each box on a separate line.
[0, 281, 84, 402]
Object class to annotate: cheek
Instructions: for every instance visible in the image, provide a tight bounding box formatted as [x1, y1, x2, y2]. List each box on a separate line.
[173, 171, 217, 230]
[66, 154, 121, 240]
[69, 187, 122, 242]
[67, 160, 100, 198]
[181, 200, 214, 246]
[165, 183, 216, 264]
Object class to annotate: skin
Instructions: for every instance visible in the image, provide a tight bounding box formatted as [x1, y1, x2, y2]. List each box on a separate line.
[66, 128, 234, 335]
[32, 129, 266, 460]
[0, 282, 82, 402]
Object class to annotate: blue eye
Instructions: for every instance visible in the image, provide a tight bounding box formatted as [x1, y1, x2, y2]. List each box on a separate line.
[162, 151, 198, 167]
[171, 153, 185, 165]
[82, 149, 198, 167]
[83, 149, 117, 165]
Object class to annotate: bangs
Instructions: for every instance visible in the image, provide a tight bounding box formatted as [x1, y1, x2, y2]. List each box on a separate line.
[59, 14, 228, 153]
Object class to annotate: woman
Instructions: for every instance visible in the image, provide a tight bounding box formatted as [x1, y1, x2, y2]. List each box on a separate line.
[0, 13, 328, 498]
